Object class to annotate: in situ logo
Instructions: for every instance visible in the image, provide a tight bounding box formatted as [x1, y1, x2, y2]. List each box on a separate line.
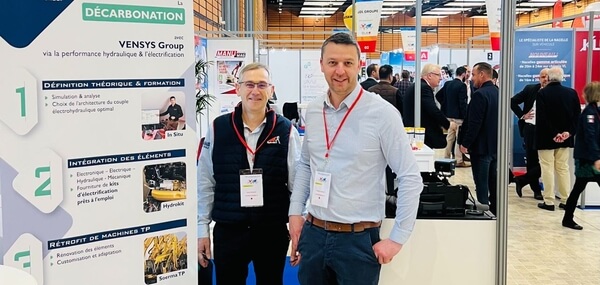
[82, 3, 185, 25]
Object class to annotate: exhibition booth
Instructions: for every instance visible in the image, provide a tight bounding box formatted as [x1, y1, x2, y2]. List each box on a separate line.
[2, 0, 600, 283]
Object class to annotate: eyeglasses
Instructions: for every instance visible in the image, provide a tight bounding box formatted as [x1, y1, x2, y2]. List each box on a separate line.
[240, 81, 272, 90]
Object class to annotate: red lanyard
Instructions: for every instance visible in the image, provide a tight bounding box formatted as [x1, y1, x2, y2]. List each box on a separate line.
[323, 89, 363, 158]
[232, 111, 276, 162]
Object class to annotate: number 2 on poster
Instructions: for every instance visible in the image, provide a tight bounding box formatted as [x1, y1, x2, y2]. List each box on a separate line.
[34, 166, 51, 197]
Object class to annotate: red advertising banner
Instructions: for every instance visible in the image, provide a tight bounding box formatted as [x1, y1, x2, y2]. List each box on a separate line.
[553, 1, 563, 28]
[574, 30, 600, 103]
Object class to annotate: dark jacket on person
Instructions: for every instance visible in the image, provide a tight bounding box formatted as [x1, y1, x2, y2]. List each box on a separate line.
[368, 81, 400, 111]
[459, 81, 499, 155]
[438, 78, 468, 120]
[360, 78, 378, 90]
[535, 81, 580, 150]
[403, 78, 450, 148]
[160, 103, 184, 120]
[511, 83, 541, 137]
[574, 102, 600, 162]
[211, 104, 292, 224]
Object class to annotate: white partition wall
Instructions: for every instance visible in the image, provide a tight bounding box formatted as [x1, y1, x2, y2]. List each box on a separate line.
[267, 49, 329, 109]
[299, 50, 329, 103]
[268, 50, 301, 111]
[437, 48, 500, 67]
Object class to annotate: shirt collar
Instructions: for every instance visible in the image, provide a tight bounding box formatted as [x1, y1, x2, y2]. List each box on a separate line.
[243, 118, 267, 133]
[324, 84, 362, 110]
[422, 78, 432, 88]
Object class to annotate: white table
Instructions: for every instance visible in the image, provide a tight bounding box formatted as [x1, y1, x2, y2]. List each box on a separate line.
[0, 265, 37, 285]
[413, 145, 435, 172]
[379, 218, 496, 285]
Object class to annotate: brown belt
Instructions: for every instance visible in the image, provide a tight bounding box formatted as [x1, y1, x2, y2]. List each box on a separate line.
[306, 214, 381, 233]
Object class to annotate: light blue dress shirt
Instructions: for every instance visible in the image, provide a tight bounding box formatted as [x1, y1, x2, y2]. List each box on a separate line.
[197, 118, 301, 238]
[289, 85, 423, 244]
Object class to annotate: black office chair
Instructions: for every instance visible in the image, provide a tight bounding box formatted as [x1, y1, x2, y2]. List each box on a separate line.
[282, 102, 300, 123]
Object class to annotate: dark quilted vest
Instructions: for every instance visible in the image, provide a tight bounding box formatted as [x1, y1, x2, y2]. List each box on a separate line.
[211, 105, 291, 224]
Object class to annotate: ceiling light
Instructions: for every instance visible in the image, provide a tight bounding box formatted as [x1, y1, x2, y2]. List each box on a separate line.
[301, 7, 339, 11]
[303, 1, 344, 6]
[518, 3, 556, 7]
[528, 0, 572, 2]
[445, 3, 485, 7]
[299, 15, 330, 18]
[431, 7, 471, 11]
[424, 11, 460, 15]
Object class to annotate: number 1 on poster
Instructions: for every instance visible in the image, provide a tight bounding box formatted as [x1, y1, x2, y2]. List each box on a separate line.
[16, 86, 26, 117]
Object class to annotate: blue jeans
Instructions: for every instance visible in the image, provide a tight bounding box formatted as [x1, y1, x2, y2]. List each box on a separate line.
[470, 153, 497, 215]
[297, 221, 381, 285]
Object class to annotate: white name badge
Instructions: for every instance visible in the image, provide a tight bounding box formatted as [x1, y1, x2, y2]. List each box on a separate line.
[239, 170, 264, 207]
[310, 171, 332, 208]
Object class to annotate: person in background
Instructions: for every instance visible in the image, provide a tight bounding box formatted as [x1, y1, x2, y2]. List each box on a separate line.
[392, 73, 400, 86]
[463, 64, 474, 101]
[288, 32, 423, 285]
[492, 69, 499, 86]
[395, 70, 413, 116]
[439, 66, 469, 167]
[459, 62, 499, 215]
[562, 82, 600, 230]
[403, 63, 450, 149]
[391, 73, 398, 86]
[360, 63, 379, 90]
[368, 64, 400, 111]
[439, 66, 452, 89]
[197, 62, 301, 285]
[535, 66, 580, 211]
[510, 68, 549, 200]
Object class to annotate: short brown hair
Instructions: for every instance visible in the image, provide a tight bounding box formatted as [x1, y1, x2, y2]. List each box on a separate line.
[321, 32, 360, 60]
[584, 81, 600, 103]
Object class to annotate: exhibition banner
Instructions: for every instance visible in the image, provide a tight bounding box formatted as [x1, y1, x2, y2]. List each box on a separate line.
[574, 30, 600, 103]
[399, 27, 416, 61]
[552, 0, 563, 28]
[205, 38, 253, 116]
[0, 1, 198, 284]
[512, 29, 574, 168]
[343, 1, 383, 53]
[485, 0, 501, 50]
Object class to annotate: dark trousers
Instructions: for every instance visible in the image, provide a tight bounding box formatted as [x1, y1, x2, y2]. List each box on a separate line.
[563, 176, 600, 222]
[198, 261, 213, 284]
[297, 221, 381, 285]
[213, 222, 289, 285]
[517, 124, 542, 192]
[471, 153, 498, 215]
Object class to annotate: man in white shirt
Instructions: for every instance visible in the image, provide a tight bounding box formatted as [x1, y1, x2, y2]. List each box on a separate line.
[288, 32, 423, 285]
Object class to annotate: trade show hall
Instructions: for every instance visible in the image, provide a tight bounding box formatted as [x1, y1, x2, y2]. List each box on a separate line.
[2, 1, 600, 285]
[192, 0, 600, 284]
